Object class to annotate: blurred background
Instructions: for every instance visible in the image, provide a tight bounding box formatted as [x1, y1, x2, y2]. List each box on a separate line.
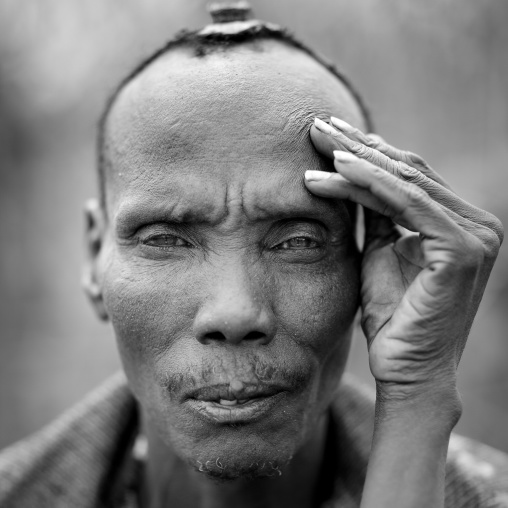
[0, 0, 507, 451]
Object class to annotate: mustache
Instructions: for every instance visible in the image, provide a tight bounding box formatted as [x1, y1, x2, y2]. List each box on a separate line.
[159, 354, 310, 398]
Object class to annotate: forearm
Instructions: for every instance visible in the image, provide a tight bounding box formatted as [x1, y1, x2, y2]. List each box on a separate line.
[360, 386, 461, 508]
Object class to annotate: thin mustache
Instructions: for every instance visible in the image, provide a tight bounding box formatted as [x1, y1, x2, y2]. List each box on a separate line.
[160, 358, 310, 400]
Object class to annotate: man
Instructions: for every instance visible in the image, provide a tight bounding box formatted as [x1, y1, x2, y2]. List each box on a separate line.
[0, 3, 506, 507]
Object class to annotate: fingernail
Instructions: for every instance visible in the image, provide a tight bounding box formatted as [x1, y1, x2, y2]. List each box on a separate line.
[330, 116, 355, 134]
[333, 150, 358, 162]
[314, 117, 337, 136]
[305, 170, 332, 182]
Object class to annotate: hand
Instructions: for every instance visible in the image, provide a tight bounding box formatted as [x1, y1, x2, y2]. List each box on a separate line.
[306, 117, 504, 406]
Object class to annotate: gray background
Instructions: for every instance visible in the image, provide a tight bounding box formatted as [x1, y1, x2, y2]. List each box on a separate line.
[1, 0, 507, 451]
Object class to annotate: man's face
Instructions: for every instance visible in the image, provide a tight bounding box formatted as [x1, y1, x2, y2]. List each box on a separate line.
[92, 40, 365, 478]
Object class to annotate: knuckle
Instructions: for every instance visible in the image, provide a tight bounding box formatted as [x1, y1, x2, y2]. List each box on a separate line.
[379, 202, 394, 219]
[485, 213, 504, 246]
[455, 235, 485, 269]
[397, 161, 422, 182]
[406, 150, 429, 168]
[353, 143, 369, 158]
[370, 165, 386, 179]
[404, 181, 430, 205]
[469, 212, 503, 258]
[355, 143, 386, 169]
[479, 227, 501, 259]
[399, 149, 416, 165]
[391, 159, 405, 178]
[366, 136, 381, 149]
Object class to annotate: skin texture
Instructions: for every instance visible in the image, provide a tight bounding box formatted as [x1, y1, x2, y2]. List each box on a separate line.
[83, 37, 503, 508]
[307, 118, 503, 507]
[84, 40, 366, 508]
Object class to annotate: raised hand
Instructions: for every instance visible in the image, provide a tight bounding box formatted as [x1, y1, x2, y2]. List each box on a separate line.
[306, 117, 503, 403]
[305, 117, 504, 507]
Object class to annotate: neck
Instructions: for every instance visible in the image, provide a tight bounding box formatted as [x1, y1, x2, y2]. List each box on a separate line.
[141, 415, 330, 508]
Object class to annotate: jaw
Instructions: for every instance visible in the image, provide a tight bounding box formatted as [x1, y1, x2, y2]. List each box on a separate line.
[161, 391, 339, 487]
[143, 400, 331, 484]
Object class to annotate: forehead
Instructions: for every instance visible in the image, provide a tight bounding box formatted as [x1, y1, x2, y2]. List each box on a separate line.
[104, 40, 365, 221]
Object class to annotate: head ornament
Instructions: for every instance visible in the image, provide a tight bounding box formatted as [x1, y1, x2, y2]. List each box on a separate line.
[199, 1, 282, 36]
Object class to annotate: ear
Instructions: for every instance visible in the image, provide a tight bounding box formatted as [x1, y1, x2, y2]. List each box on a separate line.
[82, 199, 109, 321]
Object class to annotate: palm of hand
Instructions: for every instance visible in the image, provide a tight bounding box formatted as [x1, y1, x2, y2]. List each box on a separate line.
[362, 233, 463, 385]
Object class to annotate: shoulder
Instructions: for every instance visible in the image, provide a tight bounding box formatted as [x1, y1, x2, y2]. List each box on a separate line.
[446, 434, 508, 507]
[0, 373, 137, 508]
[331, 375, 508, 507]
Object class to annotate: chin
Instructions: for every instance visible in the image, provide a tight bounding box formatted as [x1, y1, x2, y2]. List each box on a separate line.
[183, 430, 298, 482]
[190, 454, 291, 482]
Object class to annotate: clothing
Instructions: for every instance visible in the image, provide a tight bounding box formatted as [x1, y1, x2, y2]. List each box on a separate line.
[0, 373, 507, 507]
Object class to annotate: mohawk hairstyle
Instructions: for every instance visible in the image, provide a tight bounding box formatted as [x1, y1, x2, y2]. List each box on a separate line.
[97, 25, 373, 207]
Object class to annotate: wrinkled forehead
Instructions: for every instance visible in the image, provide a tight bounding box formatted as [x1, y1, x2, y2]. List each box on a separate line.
[103, 40, 365, 213]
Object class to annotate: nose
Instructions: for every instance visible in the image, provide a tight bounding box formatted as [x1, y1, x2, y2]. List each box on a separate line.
[193, 267, 276, 346]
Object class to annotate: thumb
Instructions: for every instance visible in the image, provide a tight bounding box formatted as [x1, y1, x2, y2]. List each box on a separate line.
[363, 207, 399, 255]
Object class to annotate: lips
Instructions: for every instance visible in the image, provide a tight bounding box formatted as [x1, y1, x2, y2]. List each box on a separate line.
[187, 383, 284, 402]
[217, 398, 248, 406]
[184, 383, 288, 424]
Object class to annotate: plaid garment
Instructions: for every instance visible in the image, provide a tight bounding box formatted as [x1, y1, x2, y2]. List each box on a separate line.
[0, 373, 507, 507]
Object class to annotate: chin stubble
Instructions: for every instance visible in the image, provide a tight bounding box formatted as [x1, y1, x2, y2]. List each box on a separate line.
[191, 455, 293, 482]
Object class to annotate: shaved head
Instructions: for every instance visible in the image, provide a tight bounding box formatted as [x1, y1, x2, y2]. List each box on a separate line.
[98, 30, 371, 209]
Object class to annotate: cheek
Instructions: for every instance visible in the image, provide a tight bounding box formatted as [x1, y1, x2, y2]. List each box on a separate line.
[274, 254, 360, 355]
[100, 254, 203, 392]
[272, 252, 360, 403]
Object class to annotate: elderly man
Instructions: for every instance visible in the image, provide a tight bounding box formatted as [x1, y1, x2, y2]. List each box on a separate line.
[0, 3, 507, 508]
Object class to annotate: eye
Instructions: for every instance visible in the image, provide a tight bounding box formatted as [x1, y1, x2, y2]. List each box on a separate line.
[142, 234, 192, 249]
[275, 236, 320, 250]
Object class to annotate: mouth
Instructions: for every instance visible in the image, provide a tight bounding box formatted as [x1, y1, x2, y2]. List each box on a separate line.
[185, 383, 287, 424]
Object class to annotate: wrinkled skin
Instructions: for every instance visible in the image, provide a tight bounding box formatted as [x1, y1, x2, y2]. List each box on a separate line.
[83, 37, 503, 508]
[308, 118, 503, 400]
[306, 119, 503, 507]
[84, 40, 366, 485]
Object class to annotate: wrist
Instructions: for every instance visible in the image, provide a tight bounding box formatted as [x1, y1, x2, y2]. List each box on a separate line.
[374, 379, 463, 433]
[362, 380, 457, 508]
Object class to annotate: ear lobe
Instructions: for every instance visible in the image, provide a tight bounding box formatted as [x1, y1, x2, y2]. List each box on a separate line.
[82, 198, 109, 321]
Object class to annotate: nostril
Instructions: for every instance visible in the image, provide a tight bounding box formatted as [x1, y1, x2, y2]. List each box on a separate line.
[200, 330, 267, 344]
[244, 331, 266, 342]
[204, 331, 227, 343]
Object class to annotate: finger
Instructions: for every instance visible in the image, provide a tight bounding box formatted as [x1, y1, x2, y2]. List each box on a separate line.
[366, 132, 419, 167]
[311, 117, 503, 244]
[306, 167, 498, 252]
[319, 123, 503, 242]
[329, 116, 452, 190]
[310, 119, 351, 159]
[306, 168, 419, 233]
[351, 143, 503, 243]
[328, 116, 373, 146]
[365, 133, 452, 190]
[316, 118, 429, 181]
[333, 153, 495, 294]
[305, 170, 399, 251]
[305, 170, 392, 211]
[331, 152, 465, 246]
[360, 234, 422, 341]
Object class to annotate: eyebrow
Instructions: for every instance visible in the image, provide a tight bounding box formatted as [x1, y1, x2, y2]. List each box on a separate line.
[114, 193, 349, 236]
[248, 198, 348, 225]
[114, 200, 221, 235]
